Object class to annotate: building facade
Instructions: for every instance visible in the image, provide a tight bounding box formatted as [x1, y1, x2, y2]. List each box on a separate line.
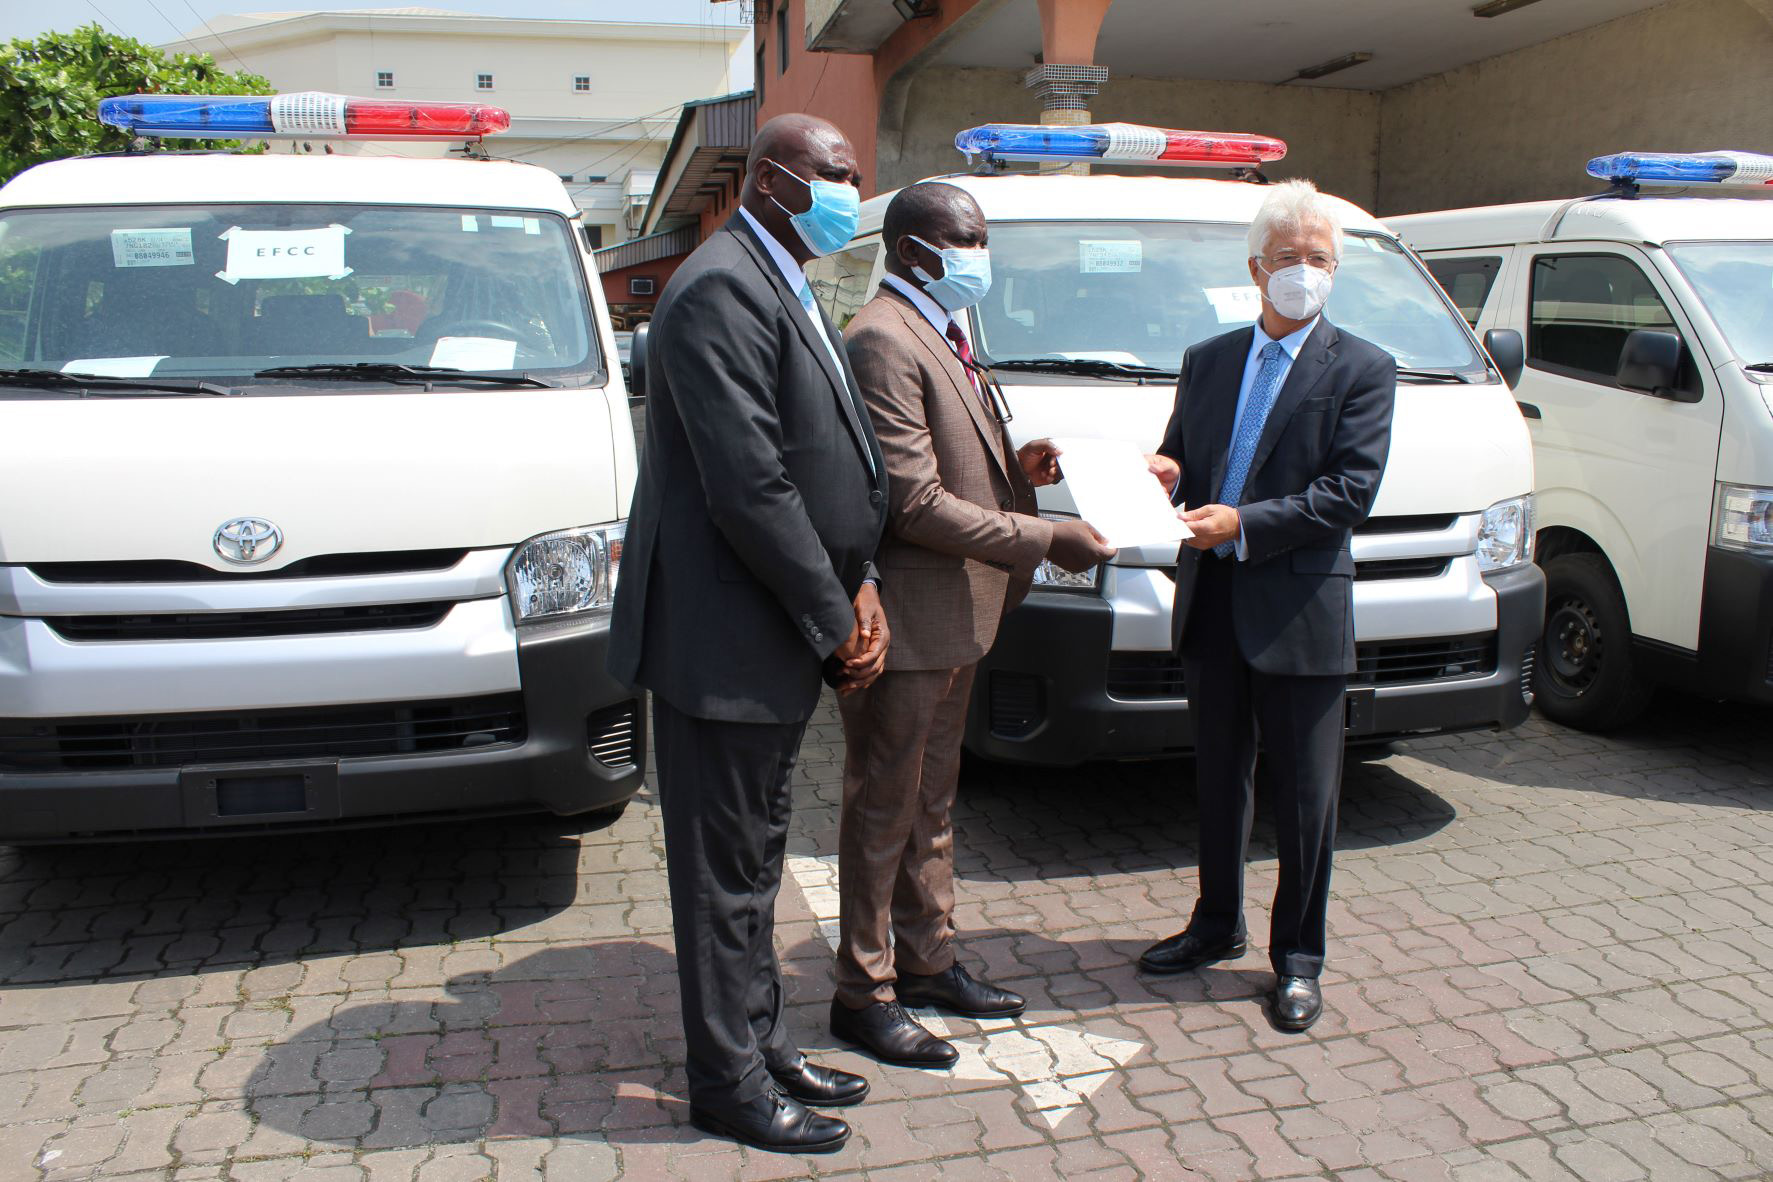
[169, 8, 749, 246]
[746, 0, 1773, 215]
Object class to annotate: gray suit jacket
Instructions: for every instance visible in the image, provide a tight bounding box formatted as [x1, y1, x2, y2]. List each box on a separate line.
[845, 286, 1051, 671]
[1156, 319, 1396, 677]
[608, 216, 888, 723]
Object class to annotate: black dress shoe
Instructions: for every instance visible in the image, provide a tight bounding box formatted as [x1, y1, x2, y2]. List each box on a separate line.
[896, 963, 1026, 1018]
[1138, 929, 1247, 975]
[689, 1087, 850, 1154]
[830, 998, 959, 1067]
[768, 1057, 870, 1108]
[1271, 976, 1323, 1032]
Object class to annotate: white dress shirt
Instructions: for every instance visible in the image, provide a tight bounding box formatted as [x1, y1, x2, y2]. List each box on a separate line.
[1225, 315, 1319, 560]
[737, 205, 842, 363]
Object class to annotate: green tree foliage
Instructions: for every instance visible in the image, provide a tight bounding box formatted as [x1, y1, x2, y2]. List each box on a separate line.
[0, 23, 273, 182]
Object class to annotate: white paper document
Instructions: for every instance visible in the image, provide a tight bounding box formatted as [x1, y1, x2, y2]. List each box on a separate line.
[1052, 436, 1194, 549]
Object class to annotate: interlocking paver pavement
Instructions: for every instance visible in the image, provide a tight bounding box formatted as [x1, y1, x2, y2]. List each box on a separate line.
[2, 691, 1769, 1181]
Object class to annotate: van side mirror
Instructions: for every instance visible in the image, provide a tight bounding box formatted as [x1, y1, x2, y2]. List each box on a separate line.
[1482, 328, 1524, 390]
[1615, 329, 1694, 402]
[629, 321, 649, 398]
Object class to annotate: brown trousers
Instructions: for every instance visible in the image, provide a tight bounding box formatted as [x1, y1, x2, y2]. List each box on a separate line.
[834, 663, 978, 1007]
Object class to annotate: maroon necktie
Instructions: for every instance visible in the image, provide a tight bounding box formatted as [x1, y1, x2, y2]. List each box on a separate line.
[946, 321, 983, 402]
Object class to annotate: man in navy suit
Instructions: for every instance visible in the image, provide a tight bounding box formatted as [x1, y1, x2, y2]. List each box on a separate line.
[1144, 179, 1396, 1032]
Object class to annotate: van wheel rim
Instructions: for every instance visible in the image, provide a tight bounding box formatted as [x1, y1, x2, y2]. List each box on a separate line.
[1546, 597, 1602, 696]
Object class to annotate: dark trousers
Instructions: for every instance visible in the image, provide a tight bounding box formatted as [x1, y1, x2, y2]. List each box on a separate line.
[1179, 554, 1346, 979]
[652, 694, 806, 1108]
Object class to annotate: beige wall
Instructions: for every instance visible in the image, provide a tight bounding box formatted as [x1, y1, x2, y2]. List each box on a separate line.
[1377, 0, 1773, 215]
[881, 66, 1382, 210]
[880, 0, 1772, 217]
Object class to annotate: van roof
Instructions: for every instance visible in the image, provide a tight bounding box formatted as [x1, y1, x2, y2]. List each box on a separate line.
[0, 152, 578, 216]
[1388, 195, 1773, 252]
[857, 172, 1392, 237]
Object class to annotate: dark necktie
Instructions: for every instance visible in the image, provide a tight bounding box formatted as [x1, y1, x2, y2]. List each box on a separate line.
[945, 321, 984, 404]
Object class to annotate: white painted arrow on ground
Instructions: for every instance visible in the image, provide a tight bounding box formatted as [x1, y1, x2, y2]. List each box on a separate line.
[784, 852, 1143, 1128]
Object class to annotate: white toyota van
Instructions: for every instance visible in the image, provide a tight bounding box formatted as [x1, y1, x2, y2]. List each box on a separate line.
[805, 123, 1545, 765]
[1392, 150, 1773, 730]
[0, 95, 643, 841]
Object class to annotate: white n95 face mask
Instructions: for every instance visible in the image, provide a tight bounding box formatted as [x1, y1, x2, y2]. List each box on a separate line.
[1260, 261, 1333, 320]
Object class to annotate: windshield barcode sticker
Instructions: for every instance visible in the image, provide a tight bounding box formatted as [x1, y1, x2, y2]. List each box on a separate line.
[270, 93, 348, 135]
[1080, 240, 1142, 273]
[111, 228, 194, 269]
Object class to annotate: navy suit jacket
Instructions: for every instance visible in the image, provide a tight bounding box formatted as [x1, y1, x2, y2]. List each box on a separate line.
[1156, 319, 1396, 677]
[608, 216, 888, 723]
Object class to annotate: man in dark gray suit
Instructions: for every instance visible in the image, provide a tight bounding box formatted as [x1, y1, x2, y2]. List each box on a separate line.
[609, 114, 889, 1154]
[1144, 179, 1396, 1033]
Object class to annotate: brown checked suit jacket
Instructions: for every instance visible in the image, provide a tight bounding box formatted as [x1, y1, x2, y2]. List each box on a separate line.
[844, 284, 1054, 671]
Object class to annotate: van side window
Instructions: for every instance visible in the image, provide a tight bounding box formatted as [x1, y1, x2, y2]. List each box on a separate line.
[1529, 253, 1697, 392]
[806, 240, 883, 333]
[1424, 255, 1500, 327]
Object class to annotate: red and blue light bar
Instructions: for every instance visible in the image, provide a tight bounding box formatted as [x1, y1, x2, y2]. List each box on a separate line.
[955, 122, 1287, 168]
[98, 92, 511, 140]
[1586, 150, 1773, 187]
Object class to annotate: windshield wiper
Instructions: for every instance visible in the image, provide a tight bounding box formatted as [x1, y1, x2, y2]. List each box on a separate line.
[989, 358, 1179, 381]
[253, 362, 554, 388]
[0, 367, 233, 396]
[1394, 367, 1470, 384]
[1744, 362, 1773, 373]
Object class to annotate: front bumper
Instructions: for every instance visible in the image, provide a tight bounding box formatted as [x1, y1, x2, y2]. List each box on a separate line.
[1693, 546, 1773, 706]
[963, 563, 1545, 766]
[0, 613, 644, 843]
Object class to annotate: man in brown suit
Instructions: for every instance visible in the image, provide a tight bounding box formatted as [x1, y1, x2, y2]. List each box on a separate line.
[832, 183, 1114, 1066]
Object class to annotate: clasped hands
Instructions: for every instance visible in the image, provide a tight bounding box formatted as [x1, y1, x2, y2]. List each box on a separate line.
[1144, 453, 1240, 552]
[833, 581, 888, 694]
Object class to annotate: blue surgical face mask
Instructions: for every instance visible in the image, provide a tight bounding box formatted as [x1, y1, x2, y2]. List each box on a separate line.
[766, 159, 860, 258]
[908, 234, 993, 313]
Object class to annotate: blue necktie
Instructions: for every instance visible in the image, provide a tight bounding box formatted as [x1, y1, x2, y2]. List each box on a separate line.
[797, 281, 876, 479]
[1214, 341, 1288, 557]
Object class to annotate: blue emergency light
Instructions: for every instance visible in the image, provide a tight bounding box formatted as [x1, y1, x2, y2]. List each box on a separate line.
[955, 122, 1286, 167]
[1586, 150, 1773, 187]
[98, 92, 510, 139]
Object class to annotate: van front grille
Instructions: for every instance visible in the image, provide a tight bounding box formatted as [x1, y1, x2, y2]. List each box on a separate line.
[1354, 557, 1452, 582]
[0, 695, 525, 771]
[1101, 634, 1497, 701]
[25, 549, 468, 584]
[1355, 514, 1460, 536]
[44, 601, 455, 642]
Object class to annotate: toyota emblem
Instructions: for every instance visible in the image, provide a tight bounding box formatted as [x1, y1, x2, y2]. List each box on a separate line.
[214, 517, 283, 565]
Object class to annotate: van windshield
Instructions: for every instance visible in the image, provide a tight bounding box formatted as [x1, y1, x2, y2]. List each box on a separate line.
[0, 203, 598, 387]
[1666, 241, 1773, 366]
[971, 221, 1484, 378]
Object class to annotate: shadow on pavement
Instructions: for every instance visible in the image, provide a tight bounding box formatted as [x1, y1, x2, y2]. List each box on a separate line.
[950, 749, 1455, 883]
[0, 809, 620, 989]
[1397, 691, 1773, 808]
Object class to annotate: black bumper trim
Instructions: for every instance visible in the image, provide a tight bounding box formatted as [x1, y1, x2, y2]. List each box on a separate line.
[1638, 546, 1773, 706]
[0, 611, 645, 843]
[963, 562, 1545, 767]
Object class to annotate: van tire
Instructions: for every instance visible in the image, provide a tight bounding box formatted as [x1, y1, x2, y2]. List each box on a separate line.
[1534, 553, 1653, 731]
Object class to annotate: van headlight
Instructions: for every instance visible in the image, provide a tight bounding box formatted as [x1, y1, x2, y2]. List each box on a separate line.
[1031, 510, 1101, 592]
[1476, 495, 1534, 572]
[506, 522, 624, 622]
[1714, 484, 1773, 555]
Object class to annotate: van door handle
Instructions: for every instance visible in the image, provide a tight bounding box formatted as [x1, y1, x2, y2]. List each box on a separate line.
[1516, 401, 1542, 420]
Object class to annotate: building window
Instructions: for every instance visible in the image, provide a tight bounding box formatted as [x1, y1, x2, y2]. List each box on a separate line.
[583, 174, 606, 183]
[585, 225, 604, 249]
[559, 174, 574, 183]
[630, 277, 656, 297]
[375, 71, 393, 89]
[573, 75, 590, 92]
[776, 5, 789, 74]
[476, 72, 494, 90]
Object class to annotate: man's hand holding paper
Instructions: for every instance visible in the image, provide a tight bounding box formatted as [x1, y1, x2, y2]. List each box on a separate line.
[1050, 436, 1196, 550]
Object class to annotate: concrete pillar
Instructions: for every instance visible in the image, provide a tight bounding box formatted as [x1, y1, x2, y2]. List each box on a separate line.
[1025, 0, 1114, 173]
